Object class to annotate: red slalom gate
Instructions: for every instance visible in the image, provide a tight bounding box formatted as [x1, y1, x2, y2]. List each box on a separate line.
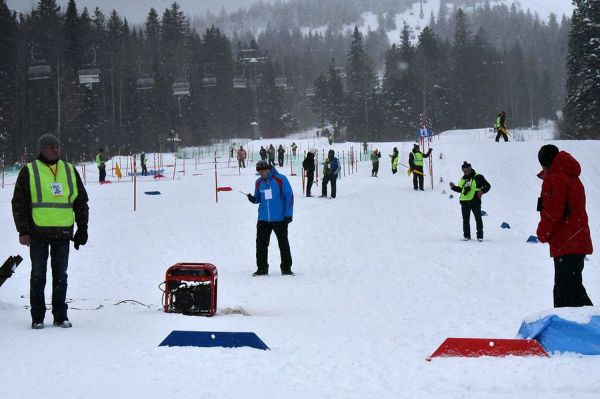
[427, 338, 548, 361]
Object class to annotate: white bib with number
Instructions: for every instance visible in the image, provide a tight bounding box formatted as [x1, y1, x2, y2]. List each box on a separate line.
[263, 188, 273, 200]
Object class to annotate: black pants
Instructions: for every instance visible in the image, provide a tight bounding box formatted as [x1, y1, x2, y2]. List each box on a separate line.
[278, 156, 284, 167]
[268, 158, 276, 167]
[372, 162, 379, 177]
[30, 237, 70, 323]
[553, 255, 593, 308]
[495, 130, 508, 142]
[98, 165, 106, 182]
[305, 171, 314, 196]
[461, 201, 483, 239]
[261, 155, 267, 161]
[322, 174, 336, 198]
[141, 164, 147, 176]
[412, 166, 424, 190]
[256, 221, 292, 274]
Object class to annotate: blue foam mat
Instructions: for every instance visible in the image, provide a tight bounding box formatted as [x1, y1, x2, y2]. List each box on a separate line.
[159, 330, 270, 350]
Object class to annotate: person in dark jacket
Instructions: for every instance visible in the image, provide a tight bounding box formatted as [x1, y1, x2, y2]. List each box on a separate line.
[246, 160, 294, 276]
[140, 152, 148, 176]
[277, 145, 285, 167]
[449, 161, 491, 241]
[409, 143, 432, 190]
[371, 149, 381, 177]
[320, 150, 340, 198]
[495, 111, 508, 142]
[259, 146, 267, 161]
[96, 148, 106, 182]
[267, 144, 276, 167]
[536, 144, 593, 307]
[302, 151, 316, 197]
[390, 147, 399, 174]
[11, 134, 89, 329]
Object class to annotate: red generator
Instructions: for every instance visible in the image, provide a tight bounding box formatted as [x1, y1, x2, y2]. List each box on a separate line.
[163, 263, 218, 316]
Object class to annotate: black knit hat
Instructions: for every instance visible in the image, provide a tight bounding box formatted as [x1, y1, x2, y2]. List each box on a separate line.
[256, 160, 270, 171]
[461, 161, 472, 169]
[538, 144, 559, 168]
[38, 134, 59, 151]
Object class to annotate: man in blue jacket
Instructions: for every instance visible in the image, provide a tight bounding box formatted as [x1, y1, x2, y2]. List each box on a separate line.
[247, 160, 295, 276]
[320, 150, 340, 198]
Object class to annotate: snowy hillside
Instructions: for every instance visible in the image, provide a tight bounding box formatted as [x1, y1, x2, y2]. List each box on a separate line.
[1, 128, 599, 398]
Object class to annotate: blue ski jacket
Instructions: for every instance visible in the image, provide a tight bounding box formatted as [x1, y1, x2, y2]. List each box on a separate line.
[252, 168, 294, 222]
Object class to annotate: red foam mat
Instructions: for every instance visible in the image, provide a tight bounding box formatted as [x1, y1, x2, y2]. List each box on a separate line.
[427, 338, 548, 360]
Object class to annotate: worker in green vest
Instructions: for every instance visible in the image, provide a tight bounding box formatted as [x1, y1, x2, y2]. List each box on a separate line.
[96, 148, 106, 182]
[449, 161, 491, 241]
[11, 134, 89, 329]
[390, 147, 399, 174]
[494, 111, 508, 142]
[408, 143, 432, 190]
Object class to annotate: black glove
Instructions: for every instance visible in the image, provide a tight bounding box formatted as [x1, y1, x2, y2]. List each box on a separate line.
[284, 216, 293, 224]
[73, 227, 88, 250]
[247, 194, 256, 203]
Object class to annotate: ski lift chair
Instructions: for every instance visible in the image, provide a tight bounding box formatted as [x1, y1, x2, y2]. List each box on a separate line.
[78, 68, 101, 85]
[27, 65, 51, 80]
[233, 77, 247, 89]
[172, 81, 191, 96]
[137, 74, 155, 90]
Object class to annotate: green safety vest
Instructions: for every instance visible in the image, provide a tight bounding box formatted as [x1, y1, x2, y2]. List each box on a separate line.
[413, 152, 424, 167]
[27, 160, 78, 228]
[96, 153, 105, 167]
[495, 116, 502, 128]
[458, 174, 480, 201]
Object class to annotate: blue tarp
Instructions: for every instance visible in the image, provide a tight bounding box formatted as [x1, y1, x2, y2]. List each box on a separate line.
[517, 314, 600, 355]
[159, 330, 270, 350]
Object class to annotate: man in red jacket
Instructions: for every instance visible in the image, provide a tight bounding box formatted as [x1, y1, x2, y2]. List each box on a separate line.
[536, 144, 593, 307]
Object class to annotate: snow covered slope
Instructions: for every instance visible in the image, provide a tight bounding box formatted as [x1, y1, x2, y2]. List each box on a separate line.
[0, 128, 598, 398]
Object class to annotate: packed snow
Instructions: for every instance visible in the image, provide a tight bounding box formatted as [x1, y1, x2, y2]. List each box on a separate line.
[1, 126, 599, 398]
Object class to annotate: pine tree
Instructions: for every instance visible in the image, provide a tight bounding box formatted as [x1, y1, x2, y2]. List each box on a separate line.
[563, 0, 600, 138]
[346, 26, 376, 141]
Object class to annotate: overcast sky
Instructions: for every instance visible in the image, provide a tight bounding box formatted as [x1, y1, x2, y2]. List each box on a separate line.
[6, 0, 268, 21]
[6, 0, 573, 23]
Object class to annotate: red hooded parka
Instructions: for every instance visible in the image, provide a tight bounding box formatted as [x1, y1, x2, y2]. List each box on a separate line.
[536, 151, 593, 258]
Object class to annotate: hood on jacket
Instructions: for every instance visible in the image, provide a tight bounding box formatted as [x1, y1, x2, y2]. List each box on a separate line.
[539, 151, 581, 179]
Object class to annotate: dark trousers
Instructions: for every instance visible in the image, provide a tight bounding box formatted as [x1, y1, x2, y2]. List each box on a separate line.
[372, 162, 379, 177]
[268, 158, 276, 167]
[461, 201, 483, 239]
[30, 237, 70, 323]
[306, 171, 314, 195]
[141, 164, 148, 176]
[322, 174, 336, 198]
[495, 130, 508, 142]
[553, 255, 593, 307]
[260, 154, 267, 161]
[278, 156, 284, 167]
[256, 221, 292, 273]
[98, 165, 106, 182]
[412, 166, 424, 190]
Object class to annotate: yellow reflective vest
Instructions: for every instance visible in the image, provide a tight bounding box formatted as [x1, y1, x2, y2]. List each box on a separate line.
[27, 160, 78, 228]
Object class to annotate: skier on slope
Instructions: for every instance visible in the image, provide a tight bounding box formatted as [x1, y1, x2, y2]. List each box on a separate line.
[246, 160, 294, 276]
[449, 161, 491, 241]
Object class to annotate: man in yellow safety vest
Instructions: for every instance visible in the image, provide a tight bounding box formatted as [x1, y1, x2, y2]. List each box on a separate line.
[96, 148, 107, 182]
[409, 143, 432, 191]
[449, 161, 491, 241]
[11, 134, 89, 329]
